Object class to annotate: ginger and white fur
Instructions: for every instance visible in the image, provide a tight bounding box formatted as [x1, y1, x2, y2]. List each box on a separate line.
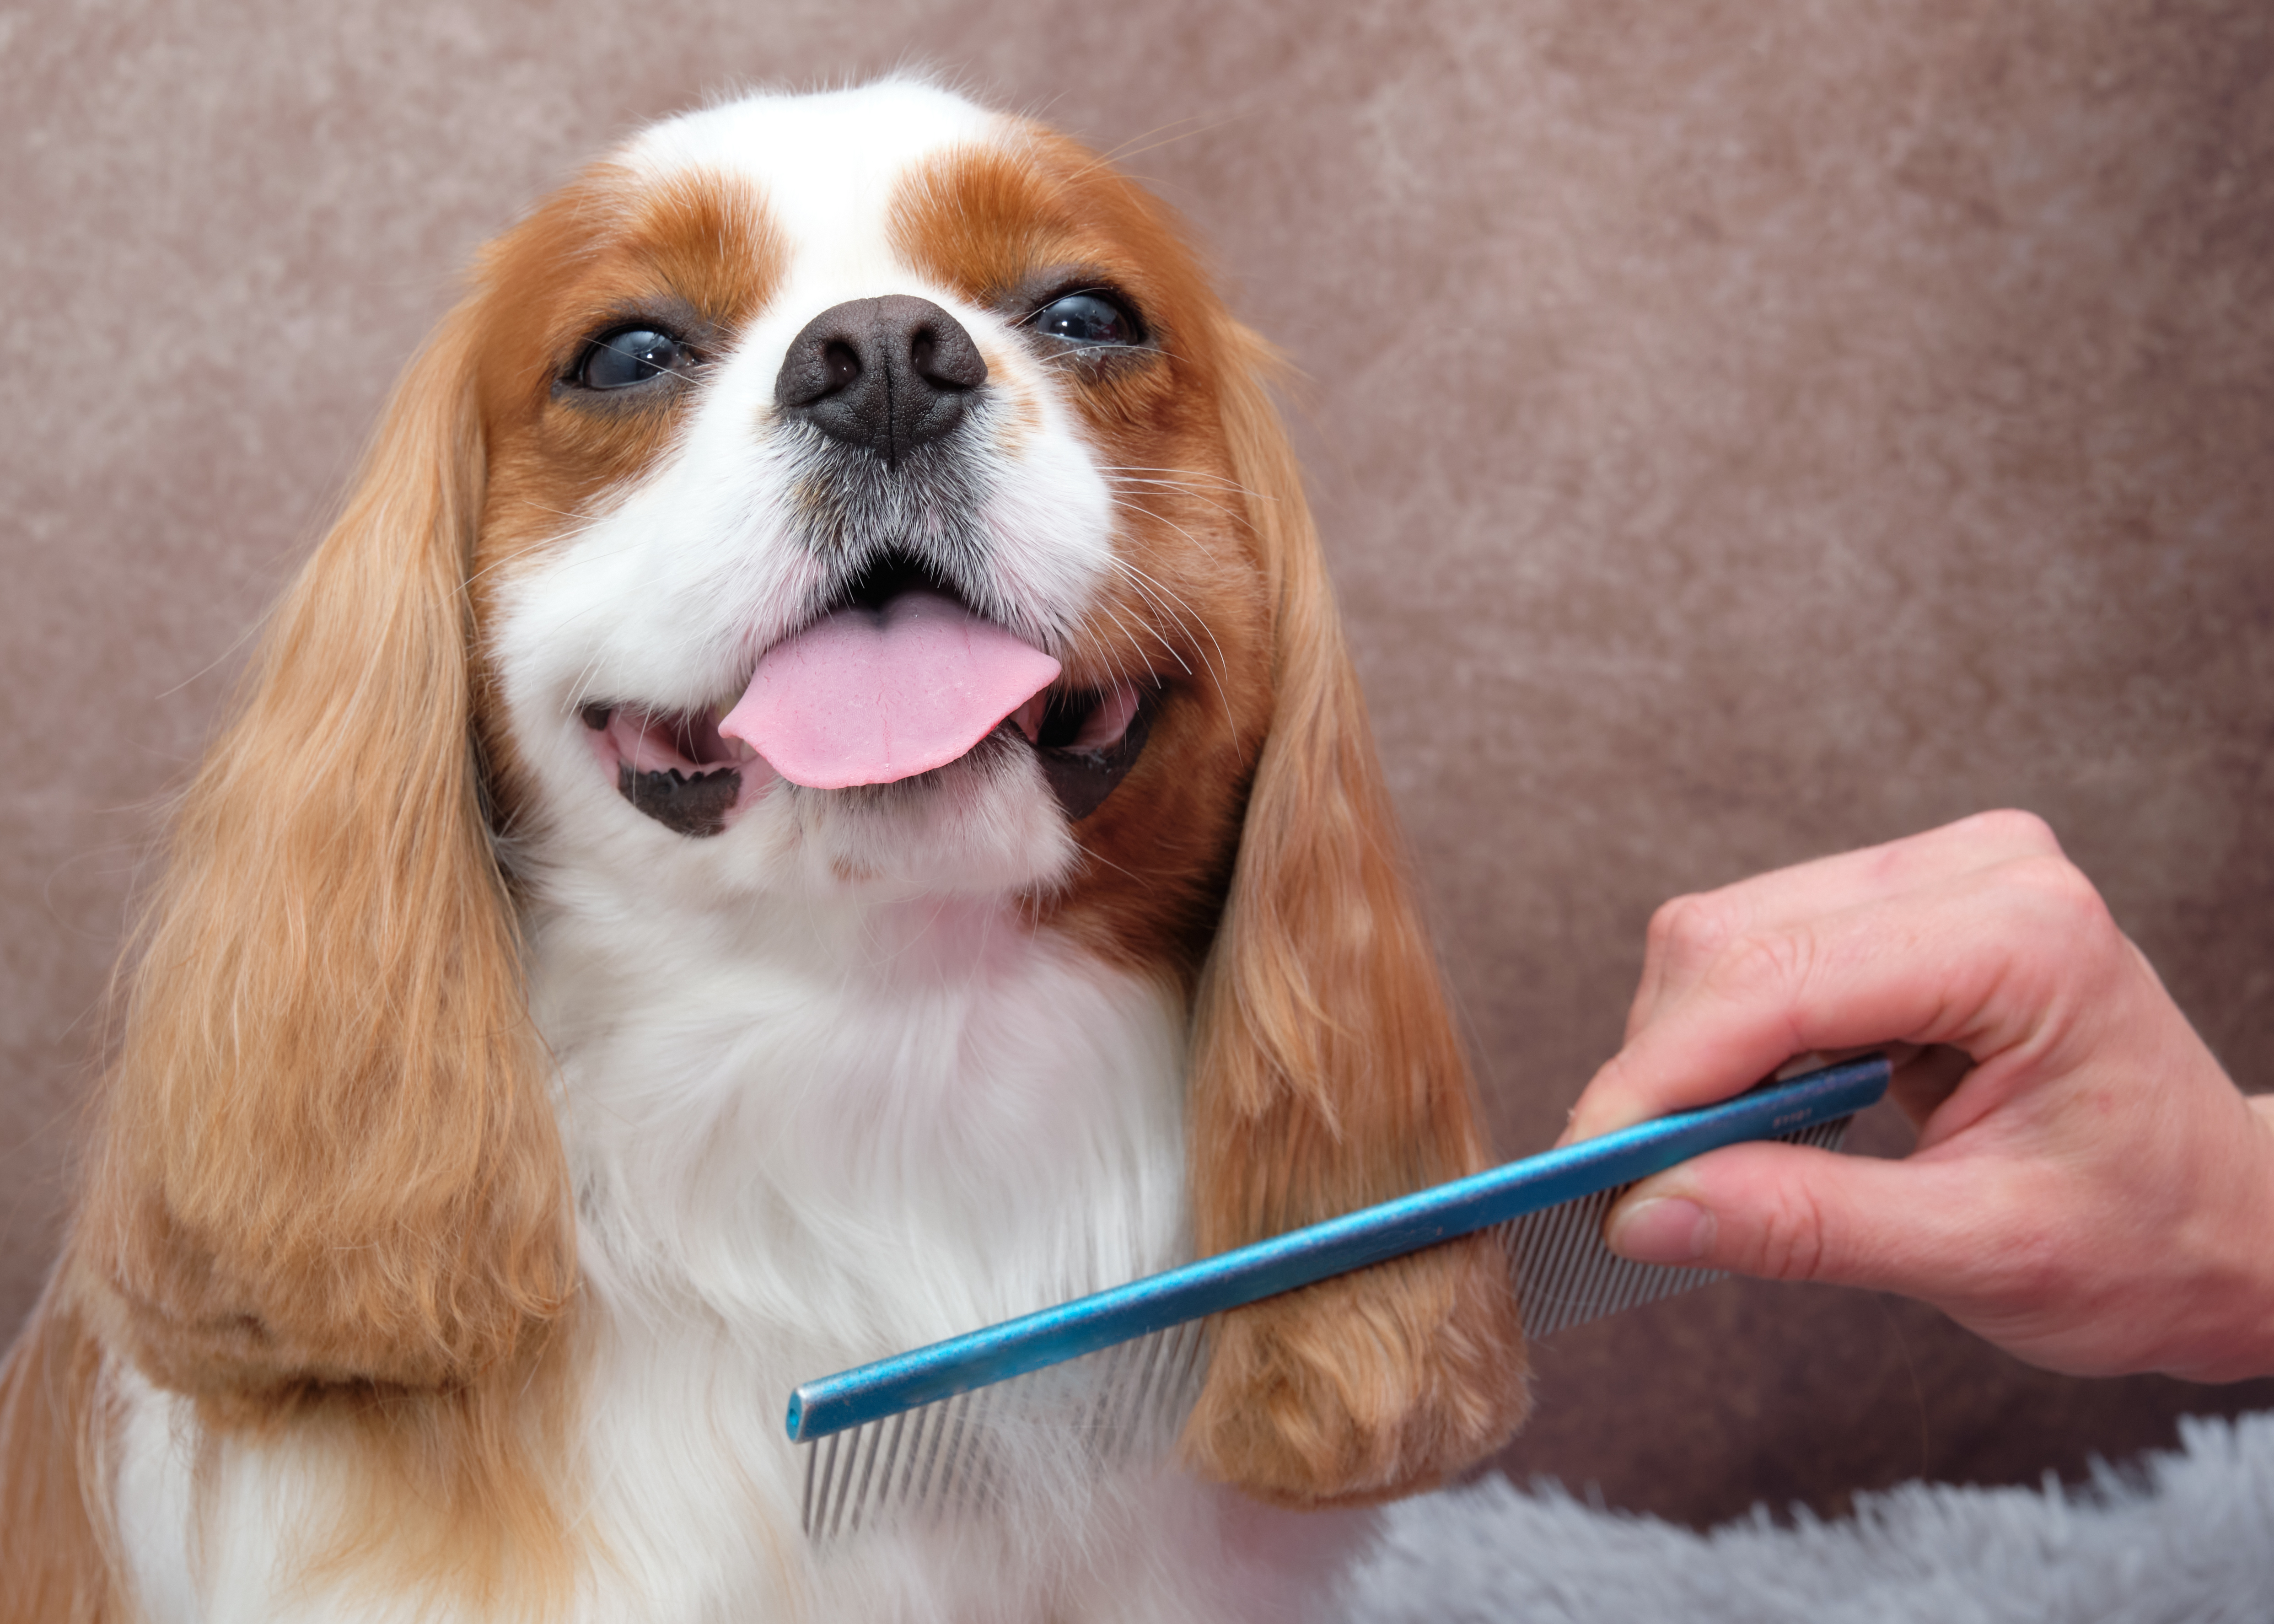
[0, 81, 1527, 1622]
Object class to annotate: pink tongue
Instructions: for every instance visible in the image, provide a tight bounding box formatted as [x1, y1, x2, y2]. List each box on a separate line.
[718, 590, 1061, 789]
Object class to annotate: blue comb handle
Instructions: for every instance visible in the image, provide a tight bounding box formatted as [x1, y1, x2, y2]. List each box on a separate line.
[786, 1054, 1889, 1443]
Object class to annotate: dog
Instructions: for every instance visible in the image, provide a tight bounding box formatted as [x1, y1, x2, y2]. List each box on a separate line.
[0, 78, 1528, 1621]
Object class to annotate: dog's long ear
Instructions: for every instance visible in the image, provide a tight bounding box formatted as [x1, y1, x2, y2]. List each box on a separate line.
[75, 305, 571, 1404]
[1181, 326, 1530, 1506]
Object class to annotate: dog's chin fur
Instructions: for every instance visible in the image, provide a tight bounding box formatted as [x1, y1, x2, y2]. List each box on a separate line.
[602, 730, 1082, 903]
[781, 732, 1081, 893]
[0, 76, 1530, 1623]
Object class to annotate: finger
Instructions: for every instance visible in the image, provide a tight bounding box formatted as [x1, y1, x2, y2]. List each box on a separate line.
[1624, 812, 2066, 1040]
[1570, 848, 2118, 1140]
[1601, 1139, 1997, 1297]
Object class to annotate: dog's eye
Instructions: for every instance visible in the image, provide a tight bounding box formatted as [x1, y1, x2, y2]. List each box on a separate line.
[1030, 292, 1136, 347]
[576, 327, 690, 390]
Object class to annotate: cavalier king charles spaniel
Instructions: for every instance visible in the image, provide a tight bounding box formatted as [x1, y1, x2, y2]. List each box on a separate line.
[1, 79, 1527, 1622]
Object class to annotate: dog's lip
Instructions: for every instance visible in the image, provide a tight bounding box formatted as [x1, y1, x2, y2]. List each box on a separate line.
[581, 699, 758, 775]
[1008, 678, 1160, 820]
[1006, 678, 1142, 753]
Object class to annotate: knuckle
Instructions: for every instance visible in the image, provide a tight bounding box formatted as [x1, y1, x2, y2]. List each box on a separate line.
[1751, 1178, 1833, 1283]
[1968, 807, 2062, 855]
[2005, 851, 2114, 940]
[1646, 892, 1737, 962]
[1713, 923, 1816, 1008]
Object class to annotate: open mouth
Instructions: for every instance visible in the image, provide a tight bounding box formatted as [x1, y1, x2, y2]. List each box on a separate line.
[580, 701, 768, 839]
[581, 557, 1157, 837]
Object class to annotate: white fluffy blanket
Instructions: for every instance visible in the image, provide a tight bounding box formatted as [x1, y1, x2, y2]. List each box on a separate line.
[1340, 1413, 2274, 1624]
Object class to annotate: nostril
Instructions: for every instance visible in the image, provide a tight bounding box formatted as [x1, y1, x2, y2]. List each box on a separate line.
[821, 340, 860, 395]
[911, 321, 986, 392]
[909, 328, 973, 390]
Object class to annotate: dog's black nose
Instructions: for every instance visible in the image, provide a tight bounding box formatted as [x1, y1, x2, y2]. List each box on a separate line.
[774, 296, 988, 464]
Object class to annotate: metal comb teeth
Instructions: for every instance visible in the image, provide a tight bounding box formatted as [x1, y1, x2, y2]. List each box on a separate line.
[786, 1055, 1888, 1543]
[1498, 1113, 1854, 1337]
[801, 1318, 1211, 1541]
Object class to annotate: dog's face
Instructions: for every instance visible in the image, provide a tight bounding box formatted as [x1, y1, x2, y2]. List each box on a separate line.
[463, 84, 1270, 965]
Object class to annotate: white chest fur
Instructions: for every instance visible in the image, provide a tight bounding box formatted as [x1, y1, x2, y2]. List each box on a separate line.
[539, 888, 1193, 1352]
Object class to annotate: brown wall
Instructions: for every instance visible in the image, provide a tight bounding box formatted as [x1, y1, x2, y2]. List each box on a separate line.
[6, 0, 2273, 1526]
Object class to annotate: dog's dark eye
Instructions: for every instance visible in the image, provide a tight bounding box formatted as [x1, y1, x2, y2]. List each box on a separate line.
[1031, 292, 1136, 347]
[577, 327, 689, 390]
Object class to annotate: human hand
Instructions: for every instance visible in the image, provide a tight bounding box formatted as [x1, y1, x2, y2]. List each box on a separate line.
[1564, 810, 2274, 1381]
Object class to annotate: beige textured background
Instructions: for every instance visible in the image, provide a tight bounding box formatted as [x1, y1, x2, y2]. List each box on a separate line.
[6, 0, 2274, 1526]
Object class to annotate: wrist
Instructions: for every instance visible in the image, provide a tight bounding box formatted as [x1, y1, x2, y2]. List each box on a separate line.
[2154, 1092, 2274, 1382]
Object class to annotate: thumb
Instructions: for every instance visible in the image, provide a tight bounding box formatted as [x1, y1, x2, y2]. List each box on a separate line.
[1602, 1140, 1952, 1291]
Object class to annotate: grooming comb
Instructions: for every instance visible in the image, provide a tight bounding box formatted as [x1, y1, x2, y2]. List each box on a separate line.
[787, 1052, 1890, 1540]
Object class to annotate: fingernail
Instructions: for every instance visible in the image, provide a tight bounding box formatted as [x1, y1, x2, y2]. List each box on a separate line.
[1607, 1197, 1715, 1264]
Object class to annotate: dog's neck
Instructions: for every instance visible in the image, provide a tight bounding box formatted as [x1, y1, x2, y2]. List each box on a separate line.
[523, 872, 1193, 1367]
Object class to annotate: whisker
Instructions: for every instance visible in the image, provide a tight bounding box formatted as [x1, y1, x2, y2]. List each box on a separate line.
[1099, 520, 1238, 742]
[1097, 562, 1196, 678]
[1085, 600, 1149, 694]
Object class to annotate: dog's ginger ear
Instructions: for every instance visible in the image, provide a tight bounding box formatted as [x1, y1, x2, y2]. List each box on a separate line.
[1181, 325, 1530, 1506]
[75, 306, 571, 1404]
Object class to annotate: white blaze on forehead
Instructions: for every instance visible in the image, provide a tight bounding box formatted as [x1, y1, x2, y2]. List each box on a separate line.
[622, 80, 1006, 305]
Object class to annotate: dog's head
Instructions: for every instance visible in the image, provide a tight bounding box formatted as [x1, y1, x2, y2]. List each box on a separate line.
[81, 81, 1526, 1510]
[469, 83, 1273, 945]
